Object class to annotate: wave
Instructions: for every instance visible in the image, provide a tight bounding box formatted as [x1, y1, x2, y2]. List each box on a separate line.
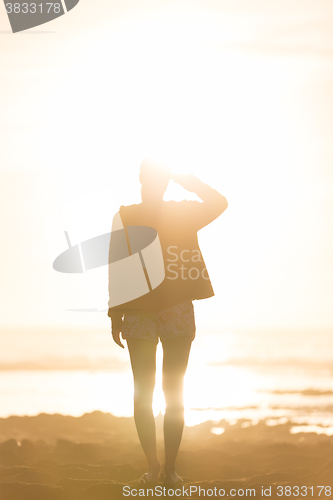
[261, 389, 333, 396]
[0, 357, 128, 371]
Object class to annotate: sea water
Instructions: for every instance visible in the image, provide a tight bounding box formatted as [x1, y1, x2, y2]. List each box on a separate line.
[1, 328, 333, 433]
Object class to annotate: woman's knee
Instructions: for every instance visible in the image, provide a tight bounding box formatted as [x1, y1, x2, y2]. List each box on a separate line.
[163, 384, 184, 411]
[165, 401, 184, 419]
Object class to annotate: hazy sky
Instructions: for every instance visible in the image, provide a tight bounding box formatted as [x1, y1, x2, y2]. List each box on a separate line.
[1, 0, 333, 330]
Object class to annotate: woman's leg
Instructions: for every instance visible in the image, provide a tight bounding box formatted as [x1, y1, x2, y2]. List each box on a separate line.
[126, 338, 160, 481]
[162, 336, 192, 483]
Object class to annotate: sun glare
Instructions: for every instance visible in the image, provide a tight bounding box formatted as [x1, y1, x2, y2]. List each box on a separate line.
[27, 5, 296, 191]
[36, 5, 304, 317]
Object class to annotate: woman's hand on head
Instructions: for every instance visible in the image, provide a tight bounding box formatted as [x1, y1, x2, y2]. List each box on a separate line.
[170, 173, 198, 193]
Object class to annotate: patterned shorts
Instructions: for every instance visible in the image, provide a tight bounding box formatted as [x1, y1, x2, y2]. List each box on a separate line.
[122, 300, 196, 343]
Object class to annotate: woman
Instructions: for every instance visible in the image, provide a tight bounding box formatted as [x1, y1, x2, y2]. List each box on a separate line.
[108, 160, 227, 486]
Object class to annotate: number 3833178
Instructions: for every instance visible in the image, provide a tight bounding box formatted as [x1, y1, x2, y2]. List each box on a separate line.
[5, 3, 61, 14]
[276, 486, 331, 497]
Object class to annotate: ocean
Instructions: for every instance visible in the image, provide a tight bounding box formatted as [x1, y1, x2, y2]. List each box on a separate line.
[1, 328, 333, 435]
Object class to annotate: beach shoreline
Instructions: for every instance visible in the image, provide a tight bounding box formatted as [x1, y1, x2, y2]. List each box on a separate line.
[0, 412, 332, 499]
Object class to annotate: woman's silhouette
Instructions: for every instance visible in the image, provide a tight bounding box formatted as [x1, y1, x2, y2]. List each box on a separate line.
[109, 160, 227, 486]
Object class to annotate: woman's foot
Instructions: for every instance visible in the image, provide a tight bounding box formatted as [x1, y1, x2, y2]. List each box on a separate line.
[163, 469, 183, 486]
[140, 462, 161, 484]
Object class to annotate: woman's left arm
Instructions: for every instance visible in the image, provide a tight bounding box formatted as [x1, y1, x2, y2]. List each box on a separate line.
[171, 173, 228, 224]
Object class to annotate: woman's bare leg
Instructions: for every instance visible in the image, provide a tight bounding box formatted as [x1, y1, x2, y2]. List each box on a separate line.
[126, 338, 160, 481]
[162, 336, 192, 483]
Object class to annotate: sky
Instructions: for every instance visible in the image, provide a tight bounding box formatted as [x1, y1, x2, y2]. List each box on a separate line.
[1, 0, 333, 331]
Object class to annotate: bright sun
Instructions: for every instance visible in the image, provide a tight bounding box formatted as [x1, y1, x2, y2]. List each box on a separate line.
[39, 5, 303, 326]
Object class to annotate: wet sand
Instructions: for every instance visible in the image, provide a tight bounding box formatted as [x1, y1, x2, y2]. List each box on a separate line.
[0, 412, 332, 499]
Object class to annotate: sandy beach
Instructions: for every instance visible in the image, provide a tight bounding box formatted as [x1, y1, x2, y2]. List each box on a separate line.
[0, 412, 332, 499]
